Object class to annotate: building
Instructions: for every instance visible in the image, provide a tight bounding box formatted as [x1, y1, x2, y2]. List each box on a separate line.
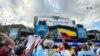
[88, 30, 100, 41]
[0, 24, 3, 32]
[0, 24, 33, 39]
[34, 16, 88, 42]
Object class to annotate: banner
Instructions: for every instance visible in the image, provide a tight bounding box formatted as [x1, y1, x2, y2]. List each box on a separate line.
[35, 21, 48, 38]
[37, 17, 74, 27]
[55, 42, 100, 46]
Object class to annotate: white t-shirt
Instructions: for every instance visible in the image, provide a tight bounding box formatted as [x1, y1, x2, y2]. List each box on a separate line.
[36, 45, 61, 56]
[26, 35, 39, 56]
[78, 50, 96, 56]
[96, 48, 100, 55]
[26, 35, 34, 49]
[61, 50, 71, 56]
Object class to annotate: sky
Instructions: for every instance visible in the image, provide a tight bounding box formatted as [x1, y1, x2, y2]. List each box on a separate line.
[0, 0, 100, 31]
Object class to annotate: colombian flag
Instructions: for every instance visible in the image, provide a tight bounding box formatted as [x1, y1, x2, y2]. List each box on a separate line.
[57, 28, 77, 39]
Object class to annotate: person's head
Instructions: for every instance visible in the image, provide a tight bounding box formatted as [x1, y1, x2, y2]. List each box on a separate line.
[15, 46, 26, 56]
[87, 39, 92, 42]
[67, 45, 72, 50]
[81, 44, 89, 51]
[61, 42, 69, 49]
[96, 44, 100, 48]
[43, 39, 54, 49]
[53, 45, 58, 49]
[87, 42, 92, 46]
[24, 32, 32, 37]
[0, 42, 7, 50]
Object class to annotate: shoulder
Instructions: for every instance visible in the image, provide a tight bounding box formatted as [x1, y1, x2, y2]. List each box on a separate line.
[28, 35, 33, 38]
[51, 50, 60, 56]
[61, 50, 69, 53]
[97, 48, 100, 50]
[85, 51, 95, 55]
[78, 51, 84, 54]
[96, 48, 100, 53]
[78, 51, 87, 56]
[37, 45, 43, 51]
[65, 50, 69, 52]
[64, 50, 71, 56]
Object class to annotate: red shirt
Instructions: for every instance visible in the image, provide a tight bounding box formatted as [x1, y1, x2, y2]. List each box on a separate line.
[0, 47, 11, 56]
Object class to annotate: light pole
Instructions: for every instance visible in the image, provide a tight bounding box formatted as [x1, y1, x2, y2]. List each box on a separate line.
[0, 16, 7, 25]
[0, 16, 8, 32]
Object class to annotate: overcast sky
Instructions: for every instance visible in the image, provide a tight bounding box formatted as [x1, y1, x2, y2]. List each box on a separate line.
[0, 0, 100, 31]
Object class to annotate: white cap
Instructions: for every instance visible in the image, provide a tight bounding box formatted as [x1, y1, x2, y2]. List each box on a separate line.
[43, 39, 54, 48]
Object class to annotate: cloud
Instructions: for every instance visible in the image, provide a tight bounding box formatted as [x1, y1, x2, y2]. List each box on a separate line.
[0, 0, 100, 30]
[88, 21, 100, 31]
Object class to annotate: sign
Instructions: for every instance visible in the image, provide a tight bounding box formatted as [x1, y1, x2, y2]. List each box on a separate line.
[35, 21, 48, 38]
[9, 28, 19, 38]
[77, 28, 88, 38]
[37, 17, 74, 27]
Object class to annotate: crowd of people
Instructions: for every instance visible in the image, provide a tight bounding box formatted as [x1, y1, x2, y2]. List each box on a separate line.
[0, 31, 100, 56]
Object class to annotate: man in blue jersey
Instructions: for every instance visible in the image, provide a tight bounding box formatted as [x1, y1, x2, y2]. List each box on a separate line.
[36, 31, 60, 56]
[78, 44, 96, 56]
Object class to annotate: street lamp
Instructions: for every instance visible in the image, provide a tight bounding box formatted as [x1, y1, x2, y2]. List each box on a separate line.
[0, 16, 7, 25]
[0, 16, 8, 32]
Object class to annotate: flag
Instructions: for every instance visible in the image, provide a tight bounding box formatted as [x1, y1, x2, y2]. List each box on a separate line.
[57, 28, 76, 39]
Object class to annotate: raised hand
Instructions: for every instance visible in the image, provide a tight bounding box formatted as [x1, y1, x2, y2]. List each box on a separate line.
[0, 33, 9, 39]
[45, 31, 51, 38]
[0, 33, 16, 49]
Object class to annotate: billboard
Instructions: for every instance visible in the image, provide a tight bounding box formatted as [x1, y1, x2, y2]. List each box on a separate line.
[77, 28, 88, 38]
[37, 17, 74, 27]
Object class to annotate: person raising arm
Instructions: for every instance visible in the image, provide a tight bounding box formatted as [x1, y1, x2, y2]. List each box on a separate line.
[15, 35, 37, 56]
[0, 33, 16, 49]
[0, 33, 16, 56]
